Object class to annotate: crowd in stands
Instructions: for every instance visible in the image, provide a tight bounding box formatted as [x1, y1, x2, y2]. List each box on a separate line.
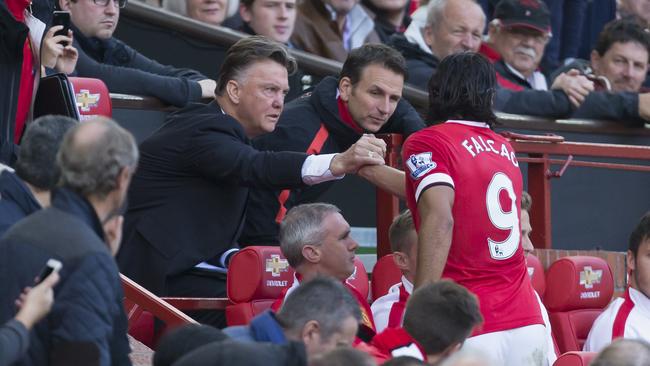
[1, 0, 650, 364]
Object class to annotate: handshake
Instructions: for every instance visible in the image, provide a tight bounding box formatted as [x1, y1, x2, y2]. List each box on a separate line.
[329, 134, 387, 176]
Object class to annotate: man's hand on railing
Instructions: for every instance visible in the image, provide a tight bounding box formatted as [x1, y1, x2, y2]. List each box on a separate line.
[198, 79, 217, 99]
[551, 69, 594, 108]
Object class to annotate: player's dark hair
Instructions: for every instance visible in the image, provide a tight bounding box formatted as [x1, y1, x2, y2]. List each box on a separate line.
[427, 52, 497, 127]
[403, 280, 483, 355]
[629, 212, 650, 257]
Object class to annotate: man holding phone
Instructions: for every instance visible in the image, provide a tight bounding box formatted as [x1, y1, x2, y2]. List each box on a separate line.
[58, 0, 217, 107]
[0, 117, 137, 366]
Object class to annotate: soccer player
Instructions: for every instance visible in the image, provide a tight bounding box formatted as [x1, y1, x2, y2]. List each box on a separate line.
[402, 52, 546, 366]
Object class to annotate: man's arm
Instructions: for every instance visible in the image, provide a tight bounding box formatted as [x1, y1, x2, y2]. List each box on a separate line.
[572, 91, 649, 127]
[494, 88, 572, 118]
[414, 185, 454, 288]
[357, 165, 405, 199]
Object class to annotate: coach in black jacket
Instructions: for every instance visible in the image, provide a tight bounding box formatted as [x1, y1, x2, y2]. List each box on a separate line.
[117, 38, 387, 325]
[241, 44, 424, 246]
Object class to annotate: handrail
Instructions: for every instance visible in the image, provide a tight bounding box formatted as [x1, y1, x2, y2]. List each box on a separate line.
[119, 1, 650, 136]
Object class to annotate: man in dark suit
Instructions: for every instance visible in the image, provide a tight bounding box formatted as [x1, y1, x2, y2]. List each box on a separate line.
[116, 36, 387, 327]
[0, 117, 137, 365]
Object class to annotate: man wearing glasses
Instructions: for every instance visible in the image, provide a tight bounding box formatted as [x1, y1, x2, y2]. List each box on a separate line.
[59, 0, 217, 107]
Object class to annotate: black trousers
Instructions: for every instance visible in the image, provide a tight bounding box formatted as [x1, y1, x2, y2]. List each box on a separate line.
[165, 269, 228, 328]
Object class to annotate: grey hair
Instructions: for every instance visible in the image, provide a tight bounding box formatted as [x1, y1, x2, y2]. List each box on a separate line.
[279, 203, 341, 268]
[57, 117, 138, 199]
[426, 0, 480, 29]
[276, 277, 361, 341]
[162, 0, 239, 17]
[591, 339, 650, 366]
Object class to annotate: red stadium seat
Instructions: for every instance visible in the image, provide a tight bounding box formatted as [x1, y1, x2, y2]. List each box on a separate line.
[370, 254, 402, 301]
[544, 256, 614, 354]
[226, 246, 294, 326]
[553, 351, 597, 366]
[527, 253, 546, 297]
[348, 257, 370, 301]
[69, 77, 113, 119]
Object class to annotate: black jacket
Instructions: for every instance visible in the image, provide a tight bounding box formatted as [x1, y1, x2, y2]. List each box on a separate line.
[117, 101, 308, 295]
[388, 33, 438, 90]
[240, 76, 425, 245]
[0, 169, 41, 238]
[0, 1, 29, 165]
[72, 27, 206, 107]
[0, 188, 131, 366]
[173, 340, 307, 366]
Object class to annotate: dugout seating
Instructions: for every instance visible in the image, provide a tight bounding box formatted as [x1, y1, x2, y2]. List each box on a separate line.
[544, 256, 614, 353]
[349, 257, 371, 301]
[527, 253, 546, 297]
[553, 351, 597, 366]
[370, 254, 402, 301]
[226, 246, 294, 326]
[69, 77, 113, 118]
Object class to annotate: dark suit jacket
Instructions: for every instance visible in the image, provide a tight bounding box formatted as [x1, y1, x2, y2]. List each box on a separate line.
[117, 101, 307, 295]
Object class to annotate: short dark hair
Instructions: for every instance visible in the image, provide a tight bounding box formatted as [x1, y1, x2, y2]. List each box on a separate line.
[629, 212, 650, 257]
[339, 44, 407, 85]
[428, 52, 497, 127]
[310, 347, 375, 366]
[15, 115, 77, 190]
[276, 276, 361, 341]
[153, 324, 229, 366]
[240, 0, 254, 8]
[216, 36, 297, 96]
[403, 280, 483, 356]
[594, 18, 650, 60]
[389, 209, 415, 254]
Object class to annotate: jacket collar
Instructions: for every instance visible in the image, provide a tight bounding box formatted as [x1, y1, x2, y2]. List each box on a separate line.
[0, 169, 41, 212]
[310, 76, 363, 149]
[51, 187, 105, 241]
[249, 311, 288, 344]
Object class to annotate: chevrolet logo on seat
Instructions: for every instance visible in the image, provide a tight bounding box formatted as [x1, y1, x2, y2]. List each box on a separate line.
[76, 89, 100, 112]
[266, 255, 289, 277]
[579, 266, 603, 289]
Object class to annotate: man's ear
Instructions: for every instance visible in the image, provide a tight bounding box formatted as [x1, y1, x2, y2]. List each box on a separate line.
[338, 77, 352, 102]
[392, 251, 410, 272]
[301, 320, 320, 345]
[59, 0, 72, 11]
[590, 50, 601, 72]
[226, 80, 241, 105]
[423, 25, 434, 48]
[302, 245, 321, 264]
[240, 4, 253, 23]
[116, 166, 131, 191]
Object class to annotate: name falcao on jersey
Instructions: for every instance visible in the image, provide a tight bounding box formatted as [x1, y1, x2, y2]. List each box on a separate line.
[462, 135, 519, 167]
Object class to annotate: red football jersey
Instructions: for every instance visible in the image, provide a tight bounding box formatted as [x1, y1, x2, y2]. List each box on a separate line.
[403, 120, 543, 335]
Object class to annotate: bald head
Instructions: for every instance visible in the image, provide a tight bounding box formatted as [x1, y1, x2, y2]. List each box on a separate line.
[591, 339, 650, 366]
[57, 117, 138, 199]
[425, 0, 485, 59]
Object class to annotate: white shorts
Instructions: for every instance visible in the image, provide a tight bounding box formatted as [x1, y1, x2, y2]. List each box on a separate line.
[462, 324, 548, 366]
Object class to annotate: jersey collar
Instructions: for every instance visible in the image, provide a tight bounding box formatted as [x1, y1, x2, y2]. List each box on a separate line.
[445, 120, 490, 128]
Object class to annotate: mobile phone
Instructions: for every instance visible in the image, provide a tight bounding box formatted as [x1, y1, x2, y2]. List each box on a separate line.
[35, 259, 62, 285]
[52, 11, 71, 39]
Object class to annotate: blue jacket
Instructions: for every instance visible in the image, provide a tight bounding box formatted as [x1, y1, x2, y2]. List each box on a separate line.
[0, 188, 131, 366]
[0, 168, 41, 238]
[223, 311, 288, 344]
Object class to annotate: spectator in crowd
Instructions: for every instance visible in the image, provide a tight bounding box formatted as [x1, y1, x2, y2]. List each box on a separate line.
[223, 0, 314, 101]
[241, 43, 423, 246]
[0, 270, 59, 366]
[482, 0, 553, 91]
[0, 117, 137, 365]
[371, 210, 417, 333]
[310, 346, 377, 366]
[540, 0, 588, 73]
[520, 191, 557, 366]
[172, 339, 308, 366]
[584, 212, 650, 352]
[117, 37, 386, 327]
[403, 53, 547, 365]
[553, 18, 650, 125]
[290, 0, 380, 62]
[1, 0, 78, 165]
[153, 324, 229, 366]
[58, 0, 217, 107]
[362, 0, 411, 43]
[371, 280, 483, 363]
[618, 0, 650, 26]
[225, 277, 360, 361]
[162, 0, 229, 25]
[389, 0, 578, 118]
[591, 339, 650, 366]
[272, 203, 377, 341]
[0, 115, 77, 237]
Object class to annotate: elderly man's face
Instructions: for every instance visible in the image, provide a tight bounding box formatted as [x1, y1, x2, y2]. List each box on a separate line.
[424, 0, 485, 59]
[591, 41, 649, 92]
[491, 25, 549, 78]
